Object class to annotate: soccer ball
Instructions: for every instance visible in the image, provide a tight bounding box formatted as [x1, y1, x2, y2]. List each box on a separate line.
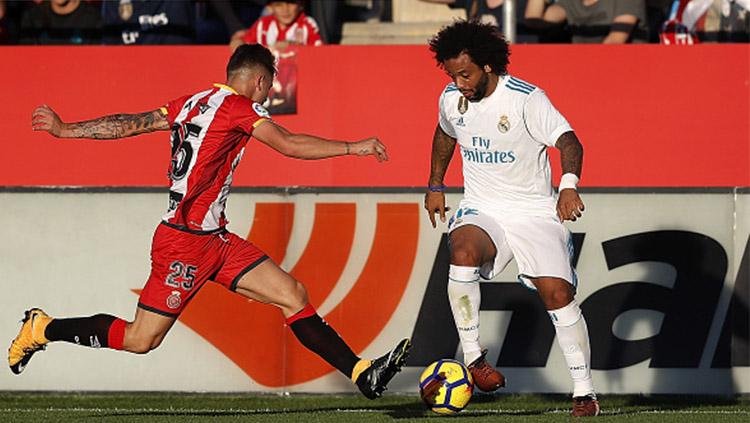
[418, 359, 474, 414]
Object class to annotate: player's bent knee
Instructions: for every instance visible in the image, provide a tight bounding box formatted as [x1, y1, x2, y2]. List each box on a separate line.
[450, 247, 482, 267]
[538, 287, 574, 310]
[268, 277, 309, 316]
[554, 289, 573, 305]
[287, 280, 309, 311]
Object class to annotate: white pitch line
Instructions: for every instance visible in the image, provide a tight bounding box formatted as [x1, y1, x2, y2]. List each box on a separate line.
[635, 410, 750, 415]
[0, 408, 749, 415]
[0, 408, 286, 414]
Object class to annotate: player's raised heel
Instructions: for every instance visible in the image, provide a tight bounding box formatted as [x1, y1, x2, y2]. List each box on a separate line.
[8, 308, 51, 375]
[572, 394, 600, 417]
[356, 338, 411, 399]
[467, 349, 506, 392]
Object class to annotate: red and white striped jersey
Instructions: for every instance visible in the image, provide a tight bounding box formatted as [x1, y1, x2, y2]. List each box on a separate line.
[241, 11, 323, 47]
[160, 83, 270, 232]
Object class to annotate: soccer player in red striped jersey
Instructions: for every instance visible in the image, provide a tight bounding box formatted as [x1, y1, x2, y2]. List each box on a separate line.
[12, 44, 410, 399]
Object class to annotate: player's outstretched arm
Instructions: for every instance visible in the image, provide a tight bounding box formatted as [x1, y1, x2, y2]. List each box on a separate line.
[425, 123, 457, 228]
[555, 131, 585, 222]
[252, 120, 388, 161]
[31, 105, 169, 140]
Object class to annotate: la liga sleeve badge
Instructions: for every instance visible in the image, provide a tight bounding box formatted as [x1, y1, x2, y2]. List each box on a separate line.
[252, 102, 271, 118]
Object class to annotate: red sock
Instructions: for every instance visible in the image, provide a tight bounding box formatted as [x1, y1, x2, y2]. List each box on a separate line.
[286, 303, 317, 326]
[107, 318, 126, 350]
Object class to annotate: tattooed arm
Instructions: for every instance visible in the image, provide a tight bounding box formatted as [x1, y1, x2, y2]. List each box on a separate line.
[425, 123, 457, 228]
[31, 105, 169, 140]
[556, 131, 583, 177]
[555, 131, 585, 222]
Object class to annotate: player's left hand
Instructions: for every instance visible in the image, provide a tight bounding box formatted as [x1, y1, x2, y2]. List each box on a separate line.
[349, 137, 388, 162]
[557, 189, 585, 222]
[424, 191, 449, 228]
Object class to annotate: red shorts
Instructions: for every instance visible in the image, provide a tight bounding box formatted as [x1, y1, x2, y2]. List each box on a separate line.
[138, 222, 268, 317]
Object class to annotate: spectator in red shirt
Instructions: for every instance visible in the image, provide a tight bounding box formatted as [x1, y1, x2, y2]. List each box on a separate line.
[230, 0, 322, 53]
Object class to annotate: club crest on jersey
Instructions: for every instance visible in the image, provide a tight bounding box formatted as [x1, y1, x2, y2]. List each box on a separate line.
[457, 97, 468, 114]
[498, 115, 511, 133]
[167, 290, 182, 309]
[118, 0, 133, 21]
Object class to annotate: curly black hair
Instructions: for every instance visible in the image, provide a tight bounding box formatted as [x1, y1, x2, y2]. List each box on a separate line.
[429, 20, 510, 75]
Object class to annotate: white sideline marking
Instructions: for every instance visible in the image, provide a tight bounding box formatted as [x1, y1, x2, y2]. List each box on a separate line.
[0, 407, 749, 415]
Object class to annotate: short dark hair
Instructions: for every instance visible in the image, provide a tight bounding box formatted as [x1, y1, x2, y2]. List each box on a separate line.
[429, 20, 510, 75]
[226, 44, 277, 78]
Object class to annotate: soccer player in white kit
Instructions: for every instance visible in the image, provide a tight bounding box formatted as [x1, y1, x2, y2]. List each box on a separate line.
[424, 21, 599, 417]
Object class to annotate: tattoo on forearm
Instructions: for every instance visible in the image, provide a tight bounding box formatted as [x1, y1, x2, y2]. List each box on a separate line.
[429, 124, 457, 185]
[556, 131, 583, 176]
[68, 110, 167, 140]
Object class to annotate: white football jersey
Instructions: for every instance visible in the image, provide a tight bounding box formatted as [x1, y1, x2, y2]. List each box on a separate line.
[438, 75, 572, 217]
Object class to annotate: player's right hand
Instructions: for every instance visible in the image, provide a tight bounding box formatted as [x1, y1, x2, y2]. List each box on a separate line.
[350, 137, 388, 162]
[424, 191, 449, 228]
[31, 105, 64, 137]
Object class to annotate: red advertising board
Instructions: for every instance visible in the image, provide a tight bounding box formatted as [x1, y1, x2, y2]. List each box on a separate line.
[0, 45, 747, 187]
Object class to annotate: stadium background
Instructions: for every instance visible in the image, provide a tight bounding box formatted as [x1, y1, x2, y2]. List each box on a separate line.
[0, 44, 748, 396]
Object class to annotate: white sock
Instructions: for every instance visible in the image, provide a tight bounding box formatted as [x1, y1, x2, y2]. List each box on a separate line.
[548, 300, 595, 398]
[448, 265, 483, 365]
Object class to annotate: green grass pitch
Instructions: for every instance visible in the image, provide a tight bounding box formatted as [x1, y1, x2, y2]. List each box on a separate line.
[1, 393, 748, 422]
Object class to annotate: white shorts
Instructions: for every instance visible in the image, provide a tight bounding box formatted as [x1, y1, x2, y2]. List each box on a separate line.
[447, 201, 578, 291]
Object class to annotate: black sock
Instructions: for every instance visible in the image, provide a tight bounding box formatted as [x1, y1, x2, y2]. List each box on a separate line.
[289, 312, 360, 377]
[45, 314, 118, 348]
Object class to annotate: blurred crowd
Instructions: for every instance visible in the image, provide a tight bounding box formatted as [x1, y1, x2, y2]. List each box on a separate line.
[427, 0, 749, 43]
[0, 0, 747, 46]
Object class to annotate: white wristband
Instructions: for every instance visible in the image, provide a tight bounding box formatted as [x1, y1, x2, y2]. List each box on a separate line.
[559, 173, 579, 191]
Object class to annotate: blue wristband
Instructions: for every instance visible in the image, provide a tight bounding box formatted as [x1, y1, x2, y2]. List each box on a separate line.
[428, 185, 446, 192]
